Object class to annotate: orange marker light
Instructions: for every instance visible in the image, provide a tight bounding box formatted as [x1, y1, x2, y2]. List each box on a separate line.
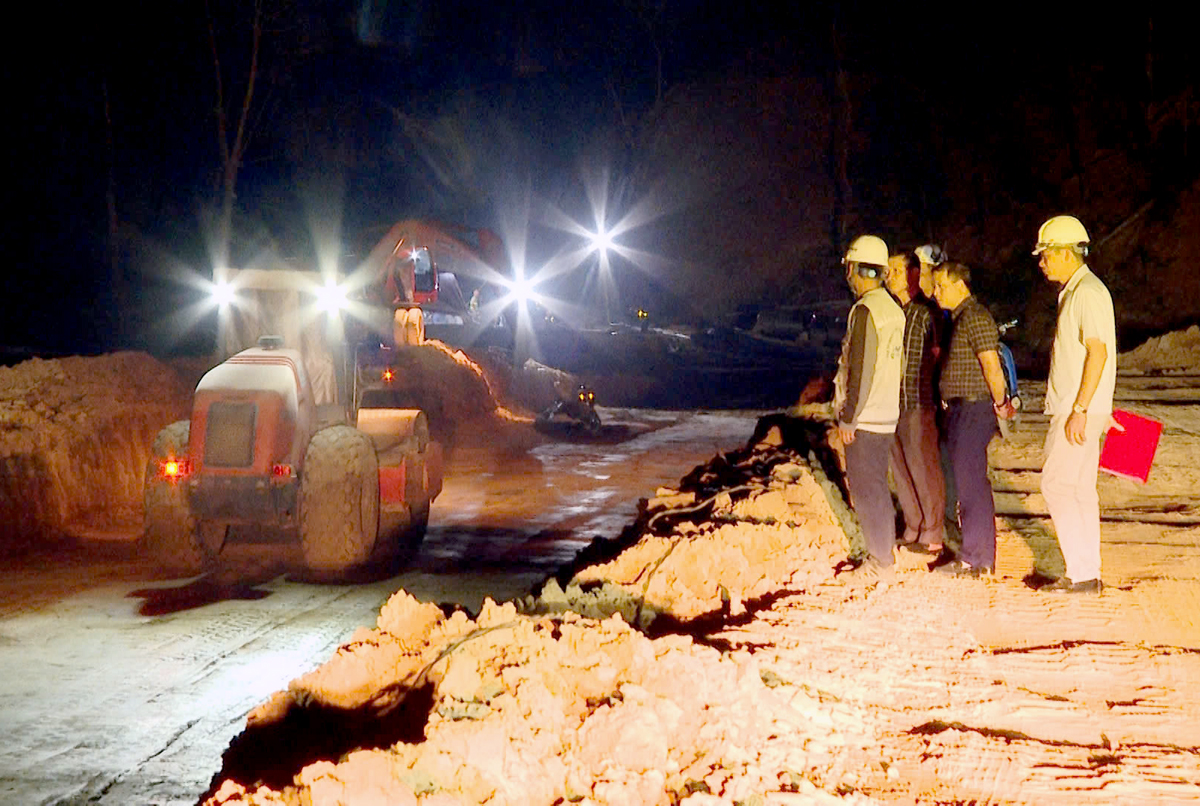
[160, 458, 190, 481]
[382, 368, 395, 383]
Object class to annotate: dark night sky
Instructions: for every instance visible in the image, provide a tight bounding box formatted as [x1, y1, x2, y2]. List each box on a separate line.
[4, 4, 1193, 355]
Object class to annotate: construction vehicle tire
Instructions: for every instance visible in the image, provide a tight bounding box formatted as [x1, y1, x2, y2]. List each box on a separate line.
[143, 420, 210, 575]
[392, 308, 425, 346]
[405, 308, 425, 345]
[406, 500, 430, 548]
[195, 521, 230, 559]
[299, 426, 380, 573]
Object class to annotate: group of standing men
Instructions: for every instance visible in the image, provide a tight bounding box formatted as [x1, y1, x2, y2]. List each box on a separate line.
[830, 215, 1117, 594]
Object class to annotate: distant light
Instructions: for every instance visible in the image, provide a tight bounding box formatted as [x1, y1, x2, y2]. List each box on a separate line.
[589, 229, 612, 256]
[315, 280, 348, 312]
[212, 281, 235, 308]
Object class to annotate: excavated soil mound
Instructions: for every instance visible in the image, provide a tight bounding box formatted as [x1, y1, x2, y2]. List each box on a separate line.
[0, 352, 192, 553]
[381, 342, 503, 426]
[1119, 324, 1200, 374]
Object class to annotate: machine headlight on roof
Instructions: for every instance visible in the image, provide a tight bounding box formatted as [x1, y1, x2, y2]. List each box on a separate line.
[507, 275, 541, 305]
[211, 281, 236, 308]
[314, 279, 349, 312]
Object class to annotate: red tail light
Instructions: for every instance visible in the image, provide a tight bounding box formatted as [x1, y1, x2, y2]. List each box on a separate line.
[271, 464, 293, 479]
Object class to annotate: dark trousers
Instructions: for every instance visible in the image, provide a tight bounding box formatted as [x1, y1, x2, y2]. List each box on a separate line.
[889, 408, 946, 546]
[944, 400, 999, 569]
[844, 430, 897, 566]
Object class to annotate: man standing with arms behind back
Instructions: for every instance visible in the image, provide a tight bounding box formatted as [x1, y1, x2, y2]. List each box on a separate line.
[930, 262, 1016, 576]
[834, 235, 906, 582]
[1033, 215, 1118, 594]
[884, 250, 945, 554]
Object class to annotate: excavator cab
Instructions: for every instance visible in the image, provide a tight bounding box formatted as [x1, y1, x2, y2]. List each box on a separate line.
[410, 247, 435, 298]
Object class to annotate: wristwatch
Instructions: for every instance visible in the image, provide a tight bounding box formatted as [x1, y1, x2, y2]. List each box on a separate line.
[1072, 403, 1088, 415]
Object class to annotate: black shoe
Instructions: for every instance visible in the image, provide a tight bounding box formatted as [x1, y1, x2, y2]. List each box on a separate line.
[927, 549, 958, 571]
[1041, 577, 1102, 594]
[903, 541, 941, 556]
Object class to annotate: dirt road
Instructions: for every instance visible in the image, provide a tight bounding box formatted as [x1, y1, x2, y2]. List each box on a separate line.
[0, 408, 761, 806]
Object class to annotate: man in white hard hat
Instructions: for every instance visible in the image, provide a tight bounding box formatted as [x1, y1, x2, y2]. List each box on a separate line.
[914, 243, 946, 299]
[833, 235, 906, 582]
[1033, 215, 1117, 594]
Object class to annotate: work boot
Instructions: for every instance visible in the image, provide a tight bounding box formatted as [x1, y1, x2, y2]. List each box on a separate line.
[1041, 577, 1102, 595]
[933, 559, 992, 578]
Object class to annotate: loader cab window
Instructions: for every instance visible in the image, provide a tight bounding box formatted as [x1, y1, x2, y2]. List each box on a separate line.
[412, 247, 434, 294]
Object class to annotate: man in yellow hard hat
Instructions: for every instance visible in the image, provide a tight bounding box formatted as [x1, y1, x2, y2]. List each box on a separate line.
[1033, 215, 1117, 594]
[833, 235, 906, 582]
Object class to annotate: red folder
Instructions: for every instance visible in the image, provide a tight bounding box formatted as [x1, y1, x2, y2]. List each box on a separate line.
[1099, 409, 1163, 484]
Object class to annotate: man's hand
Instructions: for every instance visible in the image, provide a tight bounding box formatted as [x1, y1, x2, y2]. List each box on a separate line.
[1065, 411, 1088, 445]
[838, 423, 856, 444]
[1107, 414, 1126, 434]
[993, 399, 1017, 420]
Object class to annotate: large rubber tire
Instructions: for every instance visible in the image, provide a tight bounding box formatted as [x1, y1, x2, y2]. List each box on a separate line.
[406, 500, 430, 549]
[299, 426, 380, 573]
[405, 308, 426, 346]
[143, 420, 209, 575]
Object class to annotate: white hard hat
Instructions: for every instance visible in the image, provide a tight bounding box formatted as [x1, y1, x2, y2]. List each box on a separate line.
[843, 235, 889, 268]
[915, 243, 946, 265]
[1033, 215, 1090, 255]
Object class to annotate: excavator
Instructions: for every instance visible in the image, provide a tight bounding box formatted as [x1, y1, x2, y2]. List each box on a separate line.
[353, 219, 509, 346]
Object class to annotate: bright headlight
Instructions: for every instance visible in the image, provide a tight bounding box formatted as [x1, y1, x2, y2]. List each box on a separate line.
[315, 280, 349, 312]
[510, 276, 540, 304]
[212, 281, 235, 308]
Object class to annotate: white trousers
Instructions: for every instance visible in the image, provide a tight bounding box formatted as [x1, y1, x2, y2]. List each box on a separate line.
[1040, 413, 1106, 582]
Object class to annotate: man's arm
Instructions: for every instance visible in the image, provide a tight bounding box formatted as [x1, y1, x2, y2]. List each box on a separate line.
[977, 349, 1015, 419]
[838, 307, 872, 425]
[1063, 337, 1108, 444]
[838, 307, 876, 445]
[1073, 338, 1108, 413]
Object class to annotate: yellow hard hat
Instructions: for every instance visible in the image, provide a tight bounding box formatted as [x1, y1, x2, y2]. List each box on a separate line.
[1033, 215, 1090, 255]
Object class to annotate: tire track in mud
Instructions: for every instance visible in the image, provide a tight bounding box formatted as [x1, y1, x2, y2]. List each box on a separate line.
[706, 565, 1200, 804]
[0, 580, 390, 804]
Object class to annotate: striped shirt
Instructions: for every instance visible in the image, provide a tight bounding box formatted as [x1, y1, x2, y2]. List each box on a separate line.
[900, 296, 940, 411]
[939, 295, 1000, 402]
